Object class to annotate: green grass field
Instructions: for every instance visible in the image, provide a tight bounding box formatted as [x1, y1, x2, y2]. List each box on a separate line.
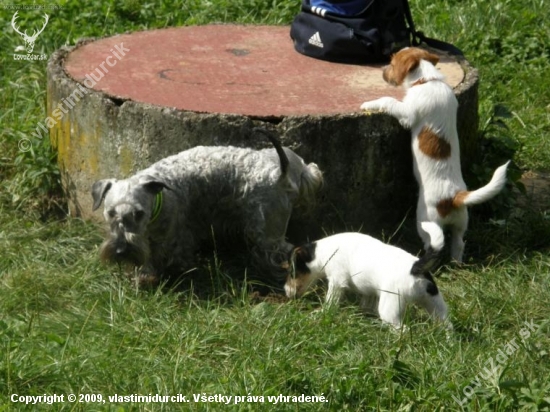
[1, 1, 549, 410]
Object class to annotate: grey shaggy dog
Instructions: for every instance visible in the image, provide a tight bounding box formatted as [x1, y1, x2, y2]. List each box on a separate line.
[91, 130, 323, 287]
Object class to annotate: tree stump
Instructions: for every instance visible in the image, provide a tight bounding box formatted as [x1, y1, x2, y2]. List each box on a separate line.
[48, 25, 479, 241]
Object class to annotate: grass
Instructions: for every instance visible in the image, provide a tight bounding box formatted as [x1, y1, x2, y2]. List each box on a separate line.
[1, 0, 550, 410]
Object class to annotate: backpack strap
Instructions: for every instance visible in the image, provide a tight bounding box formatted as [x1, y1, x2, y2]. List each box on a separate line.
[401, 0, 464, 56]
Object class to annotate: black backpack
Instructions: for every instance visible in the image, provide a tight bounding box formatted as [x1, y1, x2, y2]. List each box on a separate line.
[290, 0, 462, 64]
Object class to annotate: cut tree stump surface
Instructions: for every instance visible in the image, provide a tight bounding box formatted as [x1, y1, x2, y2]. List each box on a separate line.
[64, 25, 464, 117]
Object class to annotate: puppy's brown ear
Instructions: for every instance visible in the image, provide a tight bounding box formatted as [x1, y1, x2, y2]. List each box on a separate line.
[393, 51, 422, 85]
[288, 246, 302, 266]
[294, 243, 316, 263]
[289, 243, 316, 276]
[424, 51, 440, 66]
[294, 246, 307, 259]
[394, 48, 440, 84]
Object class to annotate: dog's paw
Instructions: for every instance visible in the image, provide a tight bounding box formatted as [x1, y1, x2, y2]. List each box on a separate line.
[361, 97, 398, 113]
[133, 270, 161, 289]
[389, 323, 409, 334]
[360, 101, 380, 113]
[362, 109, 377, 115]
[360, 102, 388, 115]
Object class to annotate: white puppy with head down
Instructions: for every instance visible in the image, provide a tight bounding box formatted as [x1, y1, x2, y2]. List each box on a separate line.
[360, 47, 509, 262]
[284, 222, 450, 329]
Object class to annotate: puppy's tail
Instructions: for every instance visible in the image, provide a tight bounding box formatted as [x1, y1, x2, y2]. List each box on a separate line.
[411, 222, 445, 276]
[453, 161, 510, 207]
[253, 127, 289, 176]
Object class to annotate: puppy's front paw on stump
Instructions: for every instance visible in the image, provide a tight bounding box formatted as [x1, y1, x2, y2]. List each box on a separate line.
[362, 109, 377, 115]
[360, 103, 382, 115]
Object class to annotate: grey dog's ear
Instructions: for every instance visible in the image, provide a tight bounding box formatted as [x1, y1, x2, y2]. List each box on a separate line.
[138, 175, 173, 194]
[91, 179, 115, 211]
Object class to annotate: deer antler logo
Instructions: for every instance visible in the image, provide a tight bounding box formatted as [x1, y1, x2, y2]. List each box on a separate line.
[11, 11, 49, 54]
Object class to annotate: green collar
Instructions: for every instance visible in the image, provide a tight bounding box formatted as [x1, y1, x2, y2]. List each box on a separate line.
[149, 191, 163, 224]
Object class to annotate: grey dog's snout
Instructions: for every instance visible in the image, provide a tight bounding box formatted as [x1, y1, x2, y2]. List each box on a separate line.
[115, 240, 127, 256]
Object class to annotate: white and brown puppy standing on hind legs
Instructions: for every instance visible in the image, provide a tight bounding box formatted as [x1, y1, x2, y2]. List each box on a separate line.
[284, 222, 451, 329]
[360, 47, 509, 262]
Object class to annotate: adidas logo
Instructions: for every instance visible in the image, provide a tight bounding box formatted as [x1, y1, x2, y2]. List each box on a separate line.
[308, 32, 324, 48]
